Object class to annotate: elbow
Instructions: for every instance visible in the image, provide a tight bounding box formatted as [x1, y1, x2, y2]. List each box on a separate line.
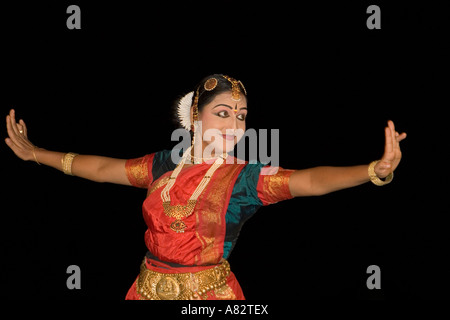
[309, 188, 332, 197]
[309, 179, 336, 196]
[306, 170, 334, 197]
[289, 168, 329, 197]
[290, 188, 328, 197]
[91, 164, 107, 183]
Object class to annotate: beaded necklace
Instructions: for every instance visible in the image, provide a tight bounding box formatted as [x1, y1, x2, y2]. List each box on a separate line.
[161, 146, 227, 233]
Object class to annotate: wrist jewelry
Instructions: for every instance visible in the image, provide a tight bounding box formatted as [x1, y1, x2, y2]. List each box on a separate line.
[32, 147, 41, 165]
[368, 160, 393, 186]
[62, 152, 79, 175]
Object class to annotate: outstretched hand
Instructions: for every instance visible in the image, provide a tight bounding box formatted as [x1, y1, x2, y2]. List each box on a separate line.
[375, 120, 407, 178]
[5, 109, 37, 161]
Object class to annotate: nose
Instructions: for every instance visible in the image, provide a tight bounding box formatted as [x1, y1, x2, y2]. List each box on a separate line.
[223, 114, 245, 135]
[230, 117, 238, 130]
[222, 115, 236, 132]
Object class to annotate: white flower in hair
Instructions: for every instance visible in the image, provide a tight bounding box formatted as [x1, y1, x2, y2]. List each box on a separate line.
[177, 91, 194, 130]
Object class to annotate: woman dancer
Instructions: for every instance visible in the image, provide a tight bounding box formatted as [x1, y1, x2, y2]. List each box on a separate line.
[5, 74, 406, 300]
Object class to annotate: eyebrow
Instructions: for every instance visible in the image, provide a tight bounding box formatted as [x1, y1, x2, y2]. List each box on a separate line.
[212, 104, 248, 111]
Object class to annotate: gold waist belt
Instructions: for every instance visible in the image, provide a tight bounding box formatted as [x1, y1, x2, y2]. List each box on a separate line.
[136, 259, 231, 300]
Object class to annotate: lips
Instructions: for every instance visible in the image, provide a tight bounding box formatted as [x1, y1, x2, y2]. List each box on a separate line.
[222, 134, 235, 141]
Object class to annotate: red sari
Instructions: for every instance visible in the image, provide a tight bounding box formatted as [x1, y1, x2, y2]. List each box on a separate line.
[123, 150, 294, 300]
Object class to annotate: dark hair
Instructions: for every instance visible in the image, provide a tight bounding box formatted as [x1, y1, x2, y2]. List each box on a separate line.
[171, 74, 247, 129]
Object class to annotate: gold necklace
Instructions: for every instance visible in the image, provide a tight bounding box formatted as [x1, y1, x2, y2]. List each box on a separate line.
[161, 146, 226, 233]
[190, 153, 226, 164]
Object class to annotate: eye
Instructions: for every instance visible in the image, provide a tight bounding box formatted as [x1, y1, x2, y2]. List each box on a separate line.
[217, 110, 229, 118]
[237, 114, 246, 121]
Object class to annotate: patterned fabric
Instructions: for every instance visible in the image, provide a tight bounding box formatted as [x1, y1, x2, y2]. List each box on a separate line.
[125, 154, 155, 188]
[223, 163, 295, 257]
[124, 149, 294, 300]
[257, 167, 296, 205]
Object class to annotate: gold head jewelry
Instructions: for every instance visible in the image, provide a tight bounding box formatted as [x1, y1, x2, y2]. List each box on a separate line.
[222, 75, 246, 101]
[177, 76, 247, 133]
[204, 78, 218, 91]
[238, 80, 247, 96]
[190, 87, 200, 132]
[192, 87, 200, 122]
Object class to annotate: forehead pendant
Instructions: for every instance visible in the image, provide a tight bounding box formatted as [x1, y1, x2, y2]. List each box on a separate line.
[222, 75, 242, 101]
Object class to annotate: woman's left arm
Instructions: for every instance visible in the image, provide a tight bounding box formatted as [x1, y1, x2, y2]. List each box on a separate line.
[289, 120, 407, 197]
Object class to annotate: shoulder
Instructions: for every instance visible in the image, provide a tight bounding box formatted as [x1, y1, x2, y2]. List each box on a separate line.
[151, 149, 178, 182]
[233, 159, 266, 185]
[132, 149, 174, 168]
[152, 149, 172, 164]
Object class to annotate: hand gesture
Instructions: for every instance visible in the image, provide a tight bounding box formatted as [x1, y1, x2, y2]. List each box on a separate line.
[5, 109, 38, 161]
[375, 120, 407, 178]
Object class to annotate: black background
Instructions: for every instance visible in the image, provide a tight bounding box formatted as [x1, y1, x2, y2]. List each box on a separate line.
[1, 0, 448, 304]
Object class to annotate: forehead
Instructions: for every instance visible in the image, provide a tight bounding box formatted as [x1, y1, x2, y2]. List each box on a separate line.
[204, 92, 248, 109]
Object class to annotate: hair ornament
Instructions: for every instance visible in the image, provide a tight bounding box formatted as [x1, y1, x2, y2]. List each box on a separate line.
[177, 75, 246, 131]
[222, 75, 242, 101]
[238, 80, 247, 95]
[176, 91, 194, 130]
[204, 78, 218, 91]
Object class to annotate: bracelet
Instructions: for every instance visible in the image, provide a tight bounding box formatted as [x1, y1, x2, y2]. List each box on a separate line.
[368, 160, 393, 186]
[62, 152, 79, 175]
[32, 147, 41, 165]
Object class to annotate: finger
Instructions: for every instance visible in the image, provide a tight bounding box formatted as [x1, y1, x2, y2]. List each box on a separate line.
[374, 159, 392, 178]
[388, 120, 397, 148]
[17, 123, 23, 134]
[378, 159, 392, 170]
[5, 137, 24, 158]
[397, 132, 407, 142]
[388, 120, 396, 133]
[6, 114, 19, 139]
[6, 115, 17, 141]
[4, 136, 19, 153]
[6, 114, 28, 148]
[384, 126, 394, 156]
[4, 137, 16, 150]
[9, 109, 20, 136]
[389, 121, 403, 157]
[6, 115, 21, 146]
[19, 119, 28, 138]
[5, 137, 13, 148]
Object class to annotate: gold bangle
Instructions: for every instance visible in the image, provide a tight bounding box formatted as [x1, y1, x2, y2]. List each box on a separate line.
[32, 147, 41, 165]
[62, 152, 79, 175]
[368, 160, 393, 186]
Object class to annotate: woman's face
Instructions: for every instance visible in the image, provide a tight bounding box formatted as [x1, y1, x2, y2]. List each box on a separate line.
[193, 91, 247, 156]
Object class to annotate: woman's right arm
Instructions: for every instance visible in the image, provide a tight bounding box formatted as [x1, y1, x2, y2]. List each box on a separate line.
[5, 109, 131, 186]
